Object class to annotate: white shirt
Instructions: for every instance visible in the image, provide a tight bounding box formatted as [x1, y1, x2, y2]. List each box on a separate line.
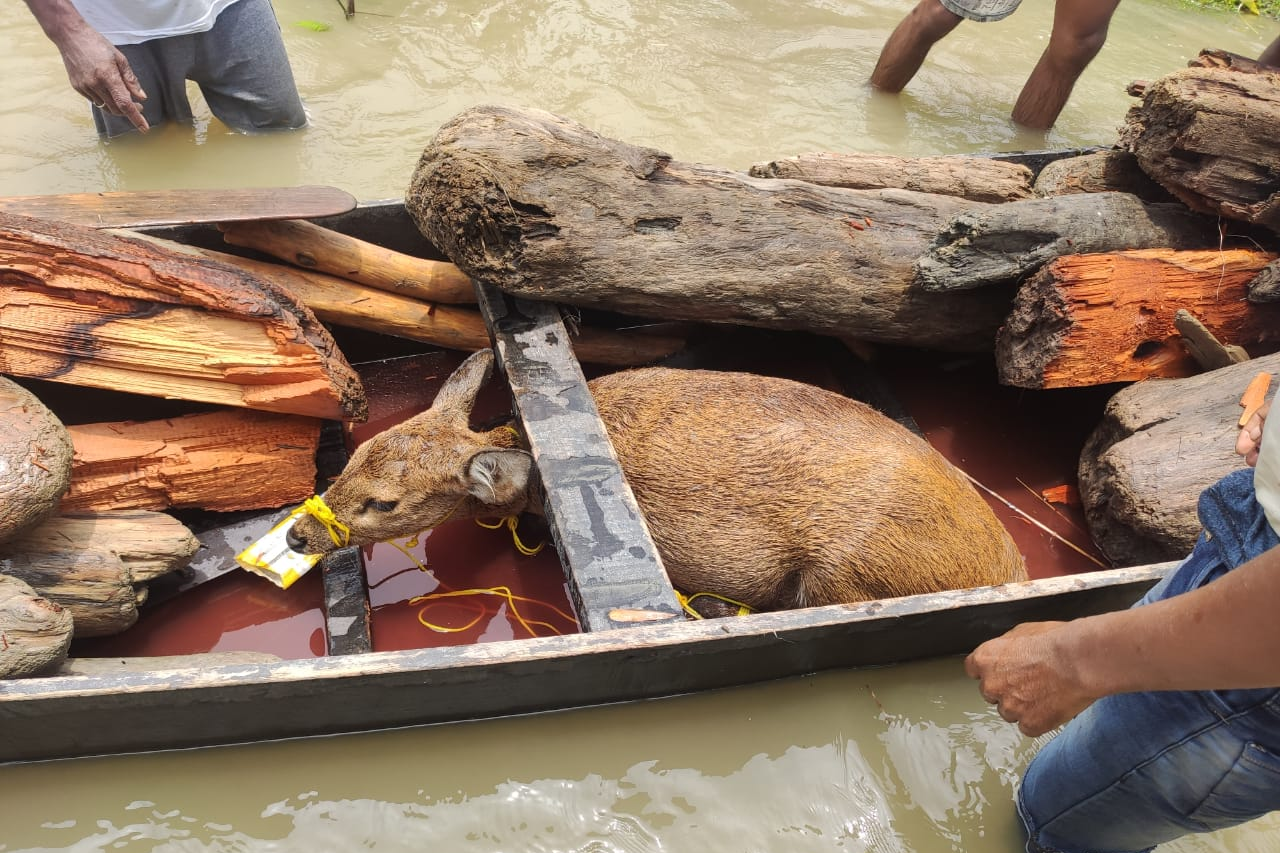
[1255, 399, 1280, 536]
[70, 0, 244, 45]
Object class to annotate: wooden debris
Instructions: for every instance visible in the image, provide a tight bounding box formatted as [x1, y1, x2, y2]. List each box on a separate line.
[1248, 258, 1280, 303]
[1032, 150, 1175, 203]
[408, 104, 1015, 352]
[747, 152, 1036, 203]
[0, 376, 73, 546]
[0, 212, 367, 421]
[915, 193, 1226, 292]
[0, 511, 200, 637]
[0, 574, 73, 678]
[62, 409, 320, 514]
[1174, 308, 1250, 370]
[1078, 352, 1280, 565]
[996, 248, 1279, 389]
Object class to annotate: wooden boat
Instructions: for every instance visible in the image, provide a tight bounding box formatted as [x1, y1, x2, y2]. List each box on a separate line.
[0, 178, 1173, 764]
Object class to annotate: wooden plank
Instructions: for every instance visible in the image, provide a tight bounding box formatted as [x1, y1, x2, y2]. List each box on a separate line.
[473, 282, 685, 632]
[0, 564, 1170, 762]
[0, 186, 357, 229]
[321, 547, 373, 655]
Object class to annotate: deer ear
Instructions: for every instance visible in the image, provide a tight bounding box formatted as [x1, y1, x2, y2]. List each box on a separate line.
[465, 448, 532, 506]
[431, 349, 495, 420]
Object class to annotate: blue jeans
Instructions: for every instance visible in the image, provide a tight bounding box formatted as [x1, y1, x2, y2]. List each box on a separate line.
[1017, 534, 1280, 853]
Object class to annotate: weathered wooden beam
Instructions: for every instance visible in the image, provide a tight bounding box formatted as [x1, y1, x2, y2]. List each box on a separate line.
[321, 547, 372, 655]
[747, 152, 1035, 203]
[1032, 149, 1175, 203]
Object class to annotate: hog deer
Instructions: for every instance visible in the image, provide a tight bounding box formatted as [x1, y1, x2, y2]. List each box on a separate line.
[287, 349, 1027, 612]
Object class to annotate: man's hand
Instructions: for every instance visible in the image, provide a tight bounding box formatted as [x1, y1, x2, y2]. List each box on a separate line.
[1237, 401, 1270, 468]
[57, 24, 149, 132]
[964, 620, 1099, 737]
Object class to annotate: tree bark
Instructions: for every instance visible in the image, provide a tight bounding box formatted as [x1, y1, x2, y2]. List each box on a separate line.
[1119, 64, 1280, 232]
[747, 152, 1035, 203]
[1248, 258, 1280, 303]
[996, 248, 1279, 388]
[1032, 149, 1175, 203]
[1077, 353, 1280, 565]
[62, 409, 320, 514]
[914, 193, 1226, 292]
[0, 212, 367, 421]
[0, 573, 73, 677]
[407, 104, 1014, 352]
[0, 511, 200, 637]
[0, 376, 73, 546]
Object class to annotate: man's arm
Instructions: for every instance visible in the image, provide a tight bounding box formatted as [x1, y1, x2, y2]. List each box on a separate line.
[23, 0, 148, 131]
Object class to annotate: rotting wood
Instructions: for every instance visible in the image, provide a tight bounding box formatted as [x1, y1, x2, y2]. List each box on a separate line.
[219, 218, 477, 305]
[1173, 308, 1250, 370]
[0, 573, 73, 678]
[1078, 353, 1280, 564]
[0, 510, 199, 637]
[995, 247, 1280, 389]
[0, 212, 367, 421]
[1032, 150, 1175, 203]
[408, 104, 1015, 352]
[0, 376, 73, 546]
[1248, 258, 1280, 302]
[914, 192, 1227, 292]
[62, 409, 320, 514]
[747, 152, 1035, 203]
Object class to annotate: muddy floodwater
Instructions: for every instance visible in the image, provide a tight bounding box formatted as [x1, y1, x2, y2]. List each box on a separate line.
[0, 0, 1278, 199]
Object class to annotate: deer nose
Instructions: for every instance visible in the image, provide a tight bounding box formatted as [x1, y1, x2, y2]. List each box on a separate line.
[285, 524, 307, 552]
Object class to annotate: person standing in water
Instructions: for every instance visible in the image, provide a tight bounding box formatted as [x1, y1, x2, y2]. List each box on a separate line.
[23, 0, 306, 136]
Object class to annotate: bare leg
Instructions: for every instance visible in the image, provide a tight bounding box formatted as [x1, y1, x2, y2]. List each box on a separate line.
[1010, 0, 1121, 129]
[871, 0, 964, 92]
[1259, 34, 1280, 67]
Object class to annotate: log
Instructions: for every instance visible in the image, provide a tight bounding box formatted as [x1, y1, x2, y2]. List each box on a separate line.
[0, 574, 73, 677]
[1078, 353, 1280, 565]
[62, 409, 321, 513]
[0, 212, 367, 421]
[1119, 64, 1280, 232]
[996, 248, 1280, 389]
[218, 218, 477, 305]
[1173, 309, 1250, 370]
[123, 232, 688, 367]
[914, 193, 1227, 292]
[1032, 150, 1175, 203]
[0, 511, 200, 637]
[1248, 258, 1280, 302]
[747, 152, 1035, 203]
[0, 376, 73, 545]
[407, 104, 1014, 352]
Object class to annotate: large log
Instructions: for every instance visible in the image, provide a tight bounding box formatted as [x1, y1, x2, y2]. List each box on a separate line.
[747, 152, 1035, 203]
[914, 193, 1226, 292]
[1078, 354, 1280, 565]
[0, 574, 73, 678]
[62, 409, 320, 514]
[0, 376, 73, 545]
[1119, 64, 1280, 232]
[996, 248, 1280, 389]
[0, 511, 200, 637]
[407, 105, 1014, 352]
[0, 212, 367, 421]
[1032, 150, 1175, 203]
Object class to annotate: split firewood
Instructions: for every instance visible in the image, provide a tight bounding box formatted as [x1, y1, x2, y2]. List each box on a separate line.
[1032, 150, 1175, 203]
[0, 573, 73, 678]
[409, 104, 1020, 352]
[1078, 352, 1280, 565]
[0, 212, 366, 421]
[1248, 258, 1280, 303]
[747, 152, 1035, 203]
[1120, 63, 1280, 233]
[61, 409, 320, 514]
[218, 218, 477, 305]
[1173, 309, 1250, 370]
[0, 511, 199, 637]
[915, 193, 1226, 292]
[121, 231, 688, 367]
[996, 248, 1279, 389]
[0, 375, 73, 546]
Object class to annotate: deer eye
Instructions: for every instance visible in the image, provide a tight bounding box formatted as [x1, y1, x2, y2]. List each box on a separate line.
[361, 498, 398, 513]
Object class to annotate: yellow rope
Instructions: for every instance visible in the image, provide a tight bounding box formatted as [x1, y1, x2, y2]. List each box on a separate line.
[410, 586, 576, 636]
[474, 515, 545, 555]
[675, 589, 755, 619]
[302, 495, 351, 547]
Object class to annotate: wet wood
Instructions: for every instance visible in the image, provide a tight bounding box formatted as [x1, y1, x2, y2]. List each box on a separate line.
[1078, 353, 1280, 564]
[747, 152, 1035, 203]
[322, 547, 372, 655]
[62, 409, 321, 514]
[0, 376, 73, 545]
[408, 104, 1014, 352]
[1249, 259, 1280, 302]
[915, 193, 1225, 292]
[995, 248, 1280, 389]
[0, 212, 367, 421]
[218, 218, 477, 304]
[54, 650, 281, 676]
[1120, 64, 1280, 232]
[0, 511, 199, 637]
[0, 186, 357, 229]
[0, 574, 73, 678]
[1032, 149, 1175, 203]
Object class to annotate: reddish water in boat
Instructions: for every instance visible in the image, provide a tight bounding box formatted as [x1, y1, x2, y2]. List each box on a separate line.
[75, 337, 1113, 662]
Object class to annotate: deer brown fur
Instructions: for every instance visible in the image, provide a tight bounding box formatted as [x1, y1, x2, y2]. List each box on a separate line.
[287, 349, 1028, 612]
